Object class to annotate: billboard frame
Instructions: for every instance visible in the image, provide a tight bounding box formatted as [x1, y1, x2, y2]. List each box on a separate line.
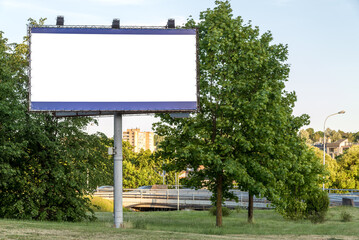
[27, 24, 200, 116]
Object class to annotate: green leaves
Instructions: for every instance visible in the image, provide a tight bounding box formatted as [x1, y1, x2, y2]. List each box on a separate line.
[335, 146, 359, 189]
[155, 0, 325, 224]
[0, 25, 102, 221]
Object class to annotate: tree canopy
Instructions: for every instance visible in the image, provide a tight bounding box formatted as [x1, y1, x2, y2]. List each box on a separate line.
[299, 127, 359, 144]
[0, 23, 117, 221]
[336, 146, 359, 189]
[154, 0, 324, 226]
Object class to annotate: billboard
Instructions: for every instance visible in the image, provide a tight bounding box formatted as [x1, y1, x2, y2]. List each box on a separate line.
[29, 27, 198, 114]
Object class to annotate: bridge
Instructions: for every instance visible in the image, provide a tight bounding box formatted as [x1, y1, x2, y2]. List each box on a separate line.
[93, 188, 258, 210]
[95, 189, 271, 210]
[94, 188, 359, 210]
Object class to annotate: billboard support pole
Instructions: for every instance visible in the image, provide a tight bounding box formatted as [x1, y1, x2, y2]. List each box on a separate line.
[114, 113, 123, 228]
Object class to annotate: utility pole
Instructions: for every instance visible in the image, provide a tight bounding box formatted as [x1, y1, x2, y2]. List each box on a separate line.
[114, 113, 123, 228]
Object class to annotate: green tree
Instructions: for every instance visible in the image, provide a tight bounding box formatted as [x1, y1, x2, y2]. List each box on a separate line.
[312, 146, 339, 189]
[84, 132, 114, 189]
[336, 145, 359, 189]
[0, 23, 108, 221]
[299, 129, 313, 144]
[332, 131, 342, 142]
[306, 128, 315, 137]
[269, 144, 325, 220]
[324, 128, 342, 143]
[154, 0, 324, 226]
[353, 132, 359, 143]
[122, 141, 163, 188]
[346, 132, 355, 143]
[94, 137, 167, 188]
[313, 131, 323, 143]
[324, 128, 333, 142]
[154, 134, 164, 149]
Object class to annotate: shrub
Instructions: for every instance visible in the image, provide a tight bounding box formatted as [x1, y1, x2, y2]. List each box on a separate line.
[90, 197, 113, 212]
[275, 200, 307, 220]
[341, 210, 353, 222]
[209, 206, 231, 217]
[305, 191, 329, 223]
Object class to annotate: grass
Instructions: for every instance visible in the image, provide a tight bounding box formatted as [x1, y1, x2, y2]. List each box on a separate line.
[0, 207, 359, 239]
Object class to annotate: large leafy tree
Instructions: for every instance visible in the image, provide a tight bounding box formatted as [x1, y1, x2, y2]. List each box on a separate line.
[0, 23, 110, 221]
[122, 141, 163, 188]
[155, 0, 324, 226]
[336, 145, 359, 189]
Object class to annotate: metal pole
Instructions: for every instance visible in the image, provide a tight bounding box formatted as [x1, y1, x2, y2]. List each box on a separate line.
[323, 118, 326, 191]
[176, 173, 179, 211]
[163, 170, 166, 185]
[114, 113, 123, 228]
[323, 111, 345, 191]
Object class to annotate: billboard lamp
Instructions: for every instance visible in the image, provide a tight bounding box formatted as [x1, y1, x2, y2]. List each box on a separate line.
[56, 16, 64, 26]
[167, 19, 175, 29]
[112, 19, 120, 29]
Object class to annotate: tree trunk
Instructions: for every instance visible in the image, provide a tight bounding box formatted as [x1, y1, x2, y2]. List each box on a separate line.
[248, 192, 254, 223]
[216, 174, 223, 227]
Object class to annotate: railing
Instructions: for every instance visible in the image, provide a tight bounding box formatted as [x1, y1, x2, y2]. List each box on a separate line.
[94, 188, 271, 210]
[325, 188, 359, 194]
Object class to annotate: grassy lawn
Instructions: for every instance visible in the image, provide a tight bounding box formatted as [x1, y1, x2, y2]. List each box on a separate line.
[1, 207, 359, 239]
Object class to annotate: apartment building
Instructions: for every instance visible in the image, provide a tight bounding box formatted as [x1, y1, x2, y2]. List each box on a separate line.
[123, 128, 155, 152]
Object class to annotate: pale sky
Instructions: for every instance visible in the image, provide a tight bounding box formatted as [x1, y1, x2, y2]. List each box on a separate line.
[1, 0, 358, 136]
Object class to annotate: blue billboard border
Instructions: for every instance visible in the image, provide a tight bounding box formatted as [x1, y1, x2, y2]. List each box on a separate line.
[31, 101, 197, 112]
[31, 27, 196, 35]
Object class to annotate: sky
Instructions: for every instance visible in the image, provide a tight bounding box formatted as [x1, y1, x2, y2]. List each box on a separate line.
[1, 0, 358, 137]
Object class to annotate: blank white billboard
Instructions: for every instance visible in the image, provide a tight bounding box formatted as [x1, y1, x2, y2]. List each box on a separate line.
[29, 27, 198, 113]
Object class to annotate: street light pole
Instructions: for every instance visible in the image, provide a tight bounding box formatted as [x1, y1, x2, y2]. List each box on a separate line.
[322, 110, 345, 191]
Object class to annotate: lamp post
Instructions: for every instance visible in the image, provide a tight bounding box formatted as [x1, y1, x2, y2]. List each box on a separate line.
[323, 110, 345, 191]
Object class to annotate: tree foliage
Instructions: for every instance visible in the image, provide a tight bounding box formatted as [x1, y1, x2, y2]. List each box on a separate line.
[300, 127, 359, 144]
[336, 145, 359, 189]
[311, 146, 338, 189]
[0, 23, 110, 221]
[305, 190, 329, 224]
[311, 145, 359, 191]
[299, 129, 313, 144]
[122, 141, 163, 188]
[154, 0, 324, 226]
[272, 146, 325, 220]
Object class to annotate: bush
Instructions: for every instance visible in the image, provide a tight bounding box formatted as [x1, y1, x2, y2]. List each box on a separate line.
[209, 206, 231, 217]
[306, 191, 329, 223]
[90, 197, 113, 212]
[341, 210, 353, 222]
[275, 200, 307, 220]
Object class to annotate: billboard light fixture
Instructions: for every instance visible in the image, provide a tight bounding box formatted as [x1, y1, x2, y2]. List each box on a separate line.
[167, 19, 175, 29]
[56, 16, 64, 26]
[112, 19, 120, 29]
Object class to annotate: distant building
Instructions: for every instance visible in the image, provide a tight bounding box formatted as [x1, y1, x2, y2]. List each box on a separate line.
[323, 139, 353, 159]
[324, 139, 350, 159]
[123, 128, 155, 152]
